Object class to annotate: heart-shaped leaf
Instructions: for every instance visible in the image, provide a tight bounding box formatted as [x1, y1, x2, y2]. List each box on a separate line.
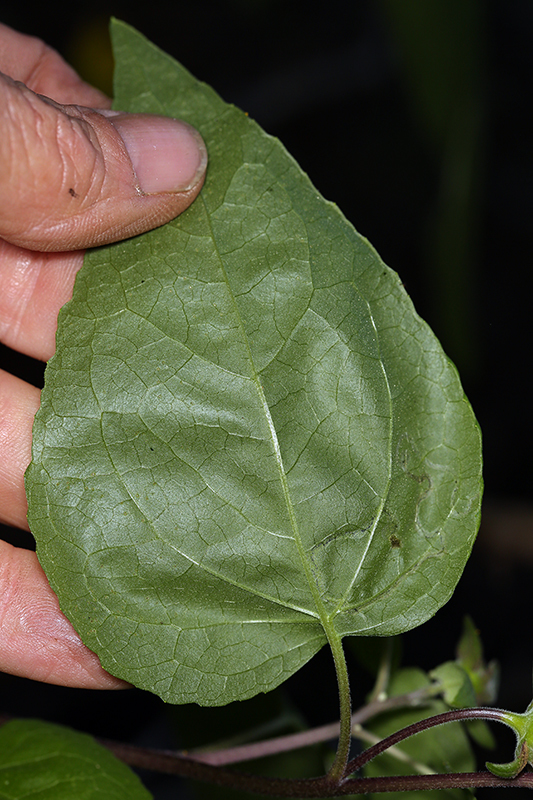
[26, 20, 482, 706]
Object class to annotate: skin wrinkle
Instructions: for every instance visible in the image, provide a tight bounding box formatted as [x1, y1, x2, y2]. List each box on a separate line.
[19, 36, 49, 89]
[8, 91, 106, 241]
[53, 105, 107, 209]
[2, 83, 30, 197]
[0, 241, 81, 360]
[0, 250, 39, 342]
[0, 544, 17, 631]
[2, 82, 55, 231]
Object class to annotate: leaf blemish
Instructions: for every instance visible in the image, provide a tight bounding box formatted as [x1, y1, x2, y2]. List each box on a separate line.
[390, 534, 401, 548]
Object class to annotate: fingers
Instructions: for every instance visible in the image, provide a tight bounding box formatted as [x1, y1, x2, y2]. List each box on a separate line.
[0, 22, 110, 107]
[0, 73, 207, 251]
[0, 371, 38, 530]
[0, 245, 80, 529]
[0, 370, 127, 689]
[0, 541, 128, 688]
[0, 375, 125, 689]
[0, 241, 82, 362]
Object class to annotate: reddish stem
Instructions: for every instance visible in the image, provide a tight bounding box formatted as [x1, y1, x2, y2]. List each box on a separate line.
[345, 706, 510, 775]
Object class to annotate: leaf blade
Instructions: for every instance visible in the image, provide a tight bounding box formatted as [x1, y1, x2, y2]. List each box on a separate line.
[25, 20, 482, 705]
[0, 719, 151, 800]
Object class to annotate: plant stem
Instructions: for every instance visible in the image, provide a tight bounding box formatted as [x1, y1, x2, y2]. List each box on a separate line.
[101, 706, 525, 796]
[345, 706, 510, 776]
[100, 738, 533, 796]
[340, 770, 533, 794]
[191, 685, 436, 766]
[5, 708, 530, 797]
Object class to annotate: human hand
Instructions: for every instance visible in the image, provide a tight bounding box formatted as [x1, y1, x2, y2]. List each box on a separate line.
[0, 23, 207, 688]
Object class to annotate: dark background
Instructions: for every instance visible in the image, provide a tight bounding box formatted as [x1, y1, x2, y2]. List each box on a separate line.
[1, 1, 532, 797]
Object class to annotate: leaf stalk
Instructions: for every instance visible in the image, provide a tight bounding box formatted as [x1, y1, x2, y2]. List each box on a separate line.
[324, 630, 352, 784]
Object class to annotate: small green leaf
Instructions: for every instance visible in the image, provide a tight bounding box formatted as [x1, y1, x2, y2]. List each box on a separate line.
[0, 719, 151, 800]
[486, 742, 528, 779]
[363, 668, 475, 800]
[456, 616, 483, 668]
[430, 662, 477, 708]
[455, 616, 499, 704]
[428, 619, 498, 749]
[430, 657, 497, 749]
[26, 20, 482, 706]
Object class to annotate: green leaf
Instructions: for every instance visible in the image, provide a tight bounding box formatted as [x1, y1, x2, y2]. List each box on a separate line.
[486, 745, 528, 780]
[430, 659, 496, 749]
[456, 616, 483, 669]
[0, 719, 151, 800]
[455, 616, 499, 705]
[430, 662, 477, 708]
[25, 20, 482, 706]
[363, 668, 475, 800]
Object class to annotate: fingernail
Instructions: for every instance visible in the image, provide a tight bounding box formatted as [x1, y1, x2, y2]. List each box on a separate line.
[104, 112, 207, 194]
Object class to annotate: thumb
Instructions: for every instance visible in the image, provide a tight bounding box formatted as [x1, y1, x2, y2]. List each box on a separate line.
[0, 72, 207, 251]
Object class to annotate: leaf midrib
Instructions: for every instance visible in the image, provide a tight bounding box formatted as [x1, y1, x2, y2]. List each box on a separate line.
[200, 190, 333, 631]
